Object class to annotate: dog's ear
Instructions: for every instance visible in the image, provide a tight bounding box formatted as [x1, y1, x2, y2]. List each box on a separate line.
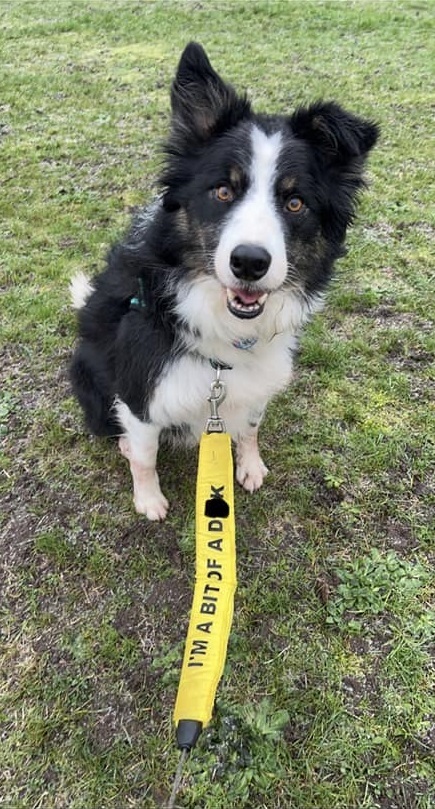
[290, 102, 379, 241]
[290, 101, 379, 167]
[170, 42, 251, 143]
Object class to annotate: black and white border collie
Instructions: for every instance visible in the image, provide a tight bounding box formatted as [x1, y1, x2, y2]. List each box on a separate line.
[70, 42, 378, 520]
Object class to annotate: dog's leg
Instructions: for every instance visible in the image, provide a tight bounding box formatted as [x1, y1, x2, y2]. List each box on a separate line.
[116, 401, 168, 520]
[236, 412, 268, 493]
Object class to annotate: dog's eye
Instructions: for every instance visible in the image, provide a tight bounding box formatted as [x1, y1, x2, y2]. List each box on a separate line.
[212, 185, 235, 203]
[285, 196, 304, 214]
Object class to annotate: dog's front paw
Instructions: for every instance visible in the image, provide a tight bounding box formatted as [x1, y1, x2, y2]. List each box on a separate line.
[134, 491, 169, 521]
[236, 457, 269, 493]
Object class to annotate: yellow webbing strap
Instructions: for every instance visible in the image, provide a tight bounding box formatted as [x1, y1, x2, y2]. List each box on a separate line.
[173, 431, 236, 744]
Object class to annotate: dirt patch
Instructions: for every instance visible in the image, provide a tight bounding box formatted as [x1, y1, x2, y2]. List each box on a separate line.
[143, 575, 192, 646]
[309, 469, 345, 507]
[377, 778, 432, 809]
[85, 677, 145, 754]
[341, 673, 381, 714]
[384, 519, 419, 553]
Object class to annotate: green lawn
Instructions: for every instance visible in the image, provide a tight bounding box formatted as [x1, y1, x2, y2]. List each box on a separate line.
[1, 2, 434, 807]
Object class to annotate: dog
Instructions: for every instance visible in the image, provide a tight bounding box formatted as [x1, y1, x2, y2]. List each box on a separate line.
[70, 42, 378, 520]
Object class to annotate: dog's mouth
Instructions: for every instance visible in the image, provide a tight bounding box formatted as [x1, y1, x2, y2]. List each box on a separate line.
[226, 287, 269, 319]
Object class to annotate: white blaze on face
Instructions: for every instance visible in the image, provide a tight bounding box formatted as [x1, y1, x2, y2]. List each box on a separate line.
[214, 126, 287, 290]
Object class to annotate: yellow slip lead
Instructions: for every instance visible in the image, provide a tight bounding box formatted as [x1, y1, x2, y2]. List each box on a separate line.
[174, 431, 236, 742]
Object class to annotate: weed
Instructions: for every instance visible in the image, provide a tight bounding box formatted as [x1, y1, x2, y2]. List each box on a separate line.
[183, 700, 289, 808]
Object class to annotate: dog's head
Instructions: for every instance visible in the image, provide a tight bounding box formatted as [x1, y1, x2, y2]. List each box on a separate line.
[161, 42, 379, 323]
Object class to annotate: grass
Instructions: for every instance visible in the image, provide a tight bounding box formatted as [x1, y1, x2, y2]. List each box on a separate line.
[1, 1, 434, 807]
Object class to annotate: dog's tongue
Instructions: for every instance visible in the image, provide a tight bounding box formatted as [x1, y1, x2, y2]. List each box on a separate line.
[232, 289, 262, 305]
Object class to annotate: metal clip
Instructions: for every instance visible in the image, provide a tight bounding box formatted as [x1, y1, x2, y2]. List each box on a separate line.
[206, 368, 227, 433]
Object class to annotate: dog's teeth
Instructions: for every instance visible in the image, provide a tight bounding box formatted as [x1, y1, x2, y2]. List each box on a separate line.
[226, 286, 269, 319]
[226, 288, 269, 307]
[235, 300, 257, 311]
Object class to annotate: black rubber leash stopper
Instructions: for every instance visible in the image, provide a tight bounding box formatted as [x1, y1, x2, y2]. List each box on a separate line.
[176, 719, 203, 750]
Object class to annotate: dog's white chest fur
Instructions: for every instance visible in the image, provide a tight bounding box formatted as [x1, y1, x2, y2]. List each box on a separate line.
[147, 334, 295, 440]
[146, 279, 323, 440]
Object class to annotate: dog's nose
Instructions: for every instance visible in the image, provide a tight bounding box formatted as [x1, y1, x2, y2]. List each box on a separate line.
[230, 244, 271, 281]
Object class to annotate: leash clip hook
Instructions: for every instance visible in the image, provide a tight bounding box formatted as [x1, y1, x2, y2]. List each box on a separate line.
[206, 367, 227, 433]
